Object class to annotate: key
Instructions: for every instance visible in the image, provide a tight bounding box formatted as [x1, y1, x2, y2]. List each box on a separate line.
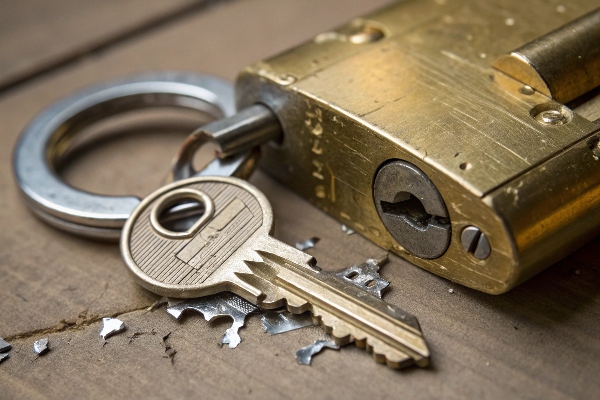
[121, 176, 430, 369]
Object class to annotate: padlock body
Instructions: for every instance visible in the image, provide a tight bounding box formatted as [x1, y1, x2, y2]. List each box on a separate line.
[236, 0, 600, 293]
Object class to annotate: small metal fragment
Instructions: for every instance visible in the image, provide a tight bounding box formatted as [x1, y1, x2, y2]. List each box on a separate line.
[166, 292, 258, 349]
[332, 255, 390, 298]
[33, 338, 49, 355]
[295, 237, 320, 251]
[0, 337, 11, 353]
[448, 288, 454, 294]
[261, 311, 315, 335]
[0, 353, 9, 363]
[100, 317, 126, 340]
[296, 339, 340, 365]
[341, 224, 355, 235]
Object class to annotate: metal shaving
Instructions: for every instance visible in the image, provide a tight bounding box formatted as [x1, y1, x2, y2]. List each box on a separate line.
[261, 311, 315, 335]
[0, 353, 9, 363]
[295, 237, 320, 251]
[166, 292, 258, 348]
[341, 224, 355, 235]
[296, 339, 340, 365]
[33, 338, 49, 355]
[333, 255, 390, 298]
[100, 317, 126, 340]
[0, 337, 11, 353]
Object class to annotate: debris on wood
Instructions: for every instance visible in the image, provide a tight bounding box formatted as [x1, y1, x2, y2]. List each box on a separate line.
[295, 237, 320, 251]
[341, 224, 355, 235]
[33, 338, 49, 355]
[100, 317, 126, 340]
[0, 337, 11, 353]
[128, 329, 157, 344]
[261, 311, 315, 335]
[167, 293, 257, 349]
[332, 255, 390, 298]
[162, 333, 176, 365]
[296, 339, 340, 366]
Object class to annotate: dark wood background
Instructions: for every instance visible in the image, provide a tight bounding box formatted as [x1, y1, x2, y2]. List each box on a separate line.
[0, 1, 598, 399]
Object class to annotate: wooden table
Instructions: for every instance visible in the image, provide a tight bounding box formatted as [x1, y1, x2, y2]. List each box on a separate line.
[1, 1, 599, 398]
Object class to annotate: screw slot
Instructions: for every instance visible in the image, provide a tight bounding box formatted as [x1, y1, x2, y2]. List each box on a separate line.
[460, 226, 491, 260]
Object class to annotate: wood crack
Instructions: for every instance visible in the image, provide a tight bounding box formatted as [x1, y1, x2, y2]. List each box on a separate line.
[4, 303, 157, 342]
[0, 0, 236, 96]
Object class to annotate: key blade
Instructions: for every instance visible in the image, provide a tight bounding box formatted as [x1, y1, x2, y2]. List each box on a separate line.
[237, 242, 430, 369]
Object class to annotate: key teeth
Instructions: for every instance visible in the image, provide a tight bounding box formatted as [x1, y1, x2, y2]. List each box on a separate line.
[311, 307, 428, 369]
[366, 339, 414, 369]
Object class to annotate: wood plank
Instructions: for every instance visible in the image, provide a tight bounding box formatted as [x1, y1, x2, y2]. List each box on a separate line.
[0, 0, 598, 398]
[0, 0, 204, 90]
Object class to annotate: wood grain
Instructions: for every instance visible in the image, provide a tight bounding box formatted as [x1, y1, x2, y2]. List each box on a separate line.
[0, 0, 204, 90]
[0, 0, 598, 399]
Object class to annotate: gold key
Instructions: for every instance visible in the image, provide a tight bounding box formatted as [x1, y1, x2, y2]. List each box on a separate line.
[121, 176, 430, 369]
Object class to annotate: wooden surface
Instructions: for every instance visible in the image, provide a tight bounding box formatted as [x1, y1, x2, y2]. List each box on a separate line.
[0, 1, 599, 399]
[0, 0, 205, 91]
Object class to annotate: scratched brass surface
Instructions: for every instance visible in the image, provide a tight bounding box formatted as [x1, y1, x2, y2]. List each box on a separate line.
[237, 0, 600, 293]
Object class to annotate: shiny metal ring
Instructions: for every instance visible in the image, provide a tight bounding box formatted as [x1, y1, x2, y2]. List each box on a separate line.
[13, 72, 237, 241]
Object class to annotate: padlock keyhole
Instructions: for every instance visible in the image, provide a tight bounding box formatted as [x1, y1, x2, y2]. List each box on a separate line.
[380, 192, 431, 228]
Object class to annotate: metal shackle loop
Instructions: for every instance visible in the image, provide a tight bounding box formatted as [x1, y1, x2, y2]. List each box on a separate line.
[13, 72, 242, 241]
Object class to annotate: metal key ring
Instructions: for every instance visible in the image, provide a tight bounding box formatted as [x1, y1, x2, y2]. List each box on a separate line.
[13, 72, 252, 241]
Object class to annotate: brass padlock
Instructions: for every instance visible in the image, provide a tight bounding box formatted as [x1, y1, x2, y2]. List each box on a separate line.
[235, 0, 600, 294]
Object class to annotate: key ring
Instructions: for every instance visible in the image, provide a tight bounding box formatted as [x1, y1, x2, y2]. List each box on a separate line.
[13, 72, 256, 241]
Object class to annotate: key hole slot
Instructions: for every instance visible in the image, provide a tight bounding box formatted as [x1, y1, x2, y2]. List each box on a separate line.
[150, 188, 215, 239]
[158, 200, 204, 232]
[380, 191, 432, 229]
[380, 192, 450, 230]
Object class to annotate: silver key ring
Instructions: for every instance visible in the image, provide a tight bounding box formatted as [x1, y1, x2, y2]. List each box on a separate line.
[13, 72, 251, 241]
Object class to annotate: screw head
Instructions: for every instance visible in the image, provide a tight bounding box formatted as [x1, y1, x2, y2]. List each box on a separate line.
[530, 103, 573, 126]
[461, 226, 491, 260]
